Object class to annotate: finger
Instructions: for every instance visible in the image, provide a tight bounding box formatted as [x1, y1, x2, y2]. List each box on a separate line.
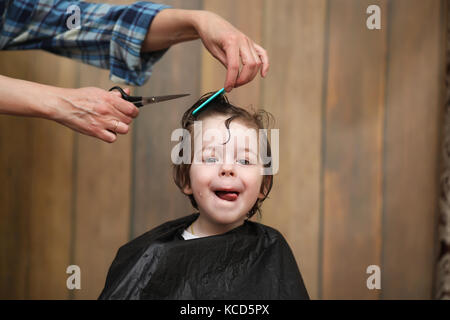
[254, 44, 269, 77]
[247, 39, 262, 81]
[110, 90, 122, 98]
[213, 48, 228, 68]
[99, 129, 117, 143]
[99, 98, 134, 125]
[235, 43, 258, 87]
[107, 119, 129, 135]
[109, 87, 131, 96]
[107, 89, 139, 119]
[224, 44, 240, 92]
[109, 94, 139, 119]
[110, 103, 134, 125]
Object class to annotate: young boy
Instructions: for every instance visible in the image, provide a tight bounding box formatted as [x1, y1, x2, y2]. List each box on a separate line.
[99, 92, 309, 300]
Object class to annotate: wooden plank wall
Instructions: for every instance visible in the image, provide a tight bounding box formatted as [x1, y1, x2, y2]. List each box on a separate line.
[0, 0, 445, 299]
[322, 0, 387, 299]
[382, 0, 445, 299]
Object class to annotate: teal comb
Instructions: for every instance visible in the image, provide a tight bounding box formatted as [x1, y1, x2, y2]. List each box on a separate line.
[192, 88, 225, 115]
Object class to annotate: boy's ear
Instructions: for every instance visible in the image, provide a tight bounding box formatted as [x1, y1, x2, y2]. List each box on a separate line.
[183, 184, 193, 195]
[258, 175, 272, 200]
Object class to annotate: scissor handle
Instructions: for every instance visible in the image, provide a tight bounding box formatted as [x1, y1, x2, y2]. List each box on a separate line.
[109, 86, 142, 104]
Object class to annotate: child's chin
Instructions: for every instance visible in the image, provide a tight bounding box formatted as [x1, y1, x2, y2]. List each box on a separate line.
[205, 210, 246, 225]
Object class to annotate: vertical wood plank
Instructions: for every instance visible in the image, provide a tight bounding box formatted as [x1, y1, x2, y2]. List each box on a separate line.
[0, 51, 76, 299]
[28, 120, 73, 299]
[0, 52, 34, 299]
[261, 0, 327, 300]
[322, 0, 387, 299]
[0, 115, 33, 299]
[132, 0, 202, 238]
[382, 0, 444, 299]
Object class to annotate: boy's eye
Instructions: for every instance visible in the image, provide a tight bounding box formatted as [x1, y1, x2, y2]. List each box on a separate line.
[237, 159, 251, 165]
[204, 157, 218, 163]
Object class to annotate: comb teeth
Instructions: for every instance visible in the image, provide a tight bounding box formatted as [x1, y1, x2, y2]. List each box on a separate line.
[192, 88, 225, 115]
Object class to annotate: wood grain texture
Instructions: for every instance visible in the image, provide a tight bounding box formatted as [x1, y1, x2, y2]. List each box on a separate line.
[0, 115, 33, 299]
[131, 0, 202, 238]
[0, 51, 76, 299]
[382, 0, 444, 299]
[261, 0, 327, 300]
[322, 0, 387, 299]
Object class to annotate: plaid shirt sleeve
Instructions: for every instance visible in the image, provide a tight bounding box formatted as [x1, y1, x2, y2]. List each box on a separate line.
[0, 0, 171, 86]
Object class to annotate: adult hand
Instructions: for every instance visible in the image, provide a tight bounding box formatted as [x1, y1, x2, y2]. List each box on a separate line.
[193, 11, 269, 93]
[143, 9, 269, 93]
[50, 87, 139, 143]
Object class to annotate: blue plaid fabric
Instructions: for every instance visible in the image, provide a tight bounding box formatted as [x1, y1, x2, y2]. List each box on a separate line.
[0, 0, 171, 85]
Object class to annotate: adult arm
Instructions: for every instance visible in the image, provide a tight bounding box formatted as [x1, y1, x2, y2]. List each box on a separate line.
[1, 1, 269, 91]
[142, 9, 269, 92]
[1, 1, 171, 86]
[0, 1, 269, 143]
[0, 75, 138, 143]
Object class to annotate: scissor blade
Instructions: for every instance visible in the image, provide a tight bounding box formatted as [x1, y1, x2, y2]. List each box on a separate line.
[141, 94, 190, 105]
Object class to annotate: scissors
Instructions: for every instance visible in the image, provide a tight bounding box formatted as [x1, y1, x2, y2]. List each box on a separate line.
[109, 86, 190, 108]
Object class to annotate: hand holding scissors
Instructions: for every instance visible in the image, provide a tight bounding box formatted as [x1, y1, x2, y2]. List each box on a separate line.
[105, 86, 189, 140]
[42, 86, 190, 144]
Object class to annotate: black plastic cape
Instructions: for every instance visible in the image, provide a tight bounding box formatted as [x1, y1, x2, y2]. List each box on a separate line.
[99, 213, 309, 300]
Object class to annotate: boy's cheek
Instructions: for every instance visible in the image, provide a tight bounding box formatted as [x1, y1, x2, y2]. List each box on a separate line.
[190, 164, 215, 186]
[247, 169, 265, 196]
[240, 166, 264, 182]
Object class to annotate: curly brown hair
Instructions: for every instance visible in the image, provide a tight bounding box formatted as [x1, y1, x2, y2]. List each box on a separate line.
[172, 91, 275, 219]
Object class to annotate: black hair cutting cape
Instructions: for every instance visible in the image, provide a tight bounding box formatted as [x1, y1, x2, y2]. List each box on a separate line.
[98, 213, 309, 300]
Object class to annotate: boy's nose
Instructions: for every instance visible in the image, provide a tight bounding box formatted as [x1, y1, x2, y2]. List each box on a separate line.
[220, 164, 235, 177]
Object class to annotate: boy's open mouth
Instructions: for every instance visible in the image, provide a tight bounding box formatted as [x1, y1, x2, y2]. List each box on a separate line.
[214, 190, 240, 201]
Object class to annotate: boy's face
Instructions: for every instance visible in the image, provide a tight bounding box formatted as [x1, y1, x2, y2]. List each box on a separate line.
[183, 114, 265, 227]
